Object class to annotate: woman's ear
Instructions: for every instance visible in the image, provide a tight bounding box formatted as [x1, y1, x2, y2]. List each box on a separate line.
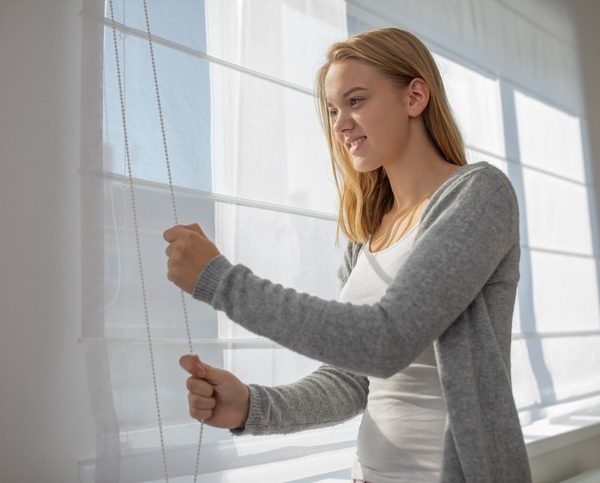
[406, 77, 430, 118]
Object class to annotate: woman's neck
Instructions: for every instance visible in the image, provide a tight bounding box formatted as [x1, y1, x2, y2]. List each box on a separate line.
[383, 119, 458, 211]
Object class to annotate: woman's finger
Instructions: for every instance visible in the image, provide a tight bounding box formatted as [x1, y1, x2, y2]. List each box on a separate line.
[188, 392, 217, 410]
[190, 407, 212, 421]
[186, 376, 214, 397]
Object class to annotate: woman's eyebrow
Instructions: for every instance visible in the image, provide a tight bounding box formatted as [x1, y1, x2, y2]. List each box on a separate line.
[326, 86, 369, 106]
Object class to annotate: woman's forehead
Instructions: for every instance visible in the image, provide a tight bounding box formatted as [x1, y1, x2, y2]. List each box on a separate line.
[324, 60, 379, 101]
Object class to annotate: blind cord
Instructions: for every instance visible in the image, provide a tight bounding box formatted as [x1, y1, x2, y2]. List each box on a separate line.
[108, 1, 204, 481]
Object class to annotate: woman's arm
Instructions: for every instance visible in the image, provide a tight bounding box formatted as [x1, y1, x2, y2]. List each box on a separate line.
[193, 165, 519, 378]
[230, 244, 369, 436]
[231, 364, 368, 436]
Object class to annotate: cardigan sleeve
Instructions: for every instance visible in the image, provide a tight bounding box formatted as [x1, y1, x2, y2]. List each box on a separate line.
[229, 242, 369, 436]
[193, 165, 519, 378]
[230, 363, 369, 436]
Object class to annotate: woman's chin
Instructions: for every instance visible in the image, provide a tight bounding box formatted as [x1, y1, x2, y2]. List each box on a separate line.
[352, 157, 380, 173]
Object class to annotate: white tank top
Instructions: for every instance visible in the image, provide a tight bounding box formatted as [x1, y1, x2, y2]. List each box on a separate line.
[338, 223, 447, 483]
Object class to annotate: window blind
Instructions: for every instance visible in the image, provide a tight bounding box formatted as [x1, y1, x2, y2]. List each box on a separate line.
[82, 0, 358, 480]
[80, 0, 600, 480]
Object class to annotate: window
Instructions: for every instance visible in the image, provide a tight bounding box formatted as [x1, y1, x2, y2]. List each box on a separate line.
[81, 0, 355, 480]
[80, 0, 600, 480]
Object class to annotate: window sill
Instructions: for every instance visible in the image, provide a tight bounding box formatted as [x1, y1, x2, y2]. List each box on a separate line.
[523, 402, 600, 458]
[79, 405, 600, 482]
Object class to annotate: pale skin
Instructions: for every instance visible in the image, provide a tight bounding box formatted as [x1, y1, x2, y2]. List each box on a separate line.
[179, 353, 250, 428]
[324, 58, 459, 251]
[165, 58, 460, 428]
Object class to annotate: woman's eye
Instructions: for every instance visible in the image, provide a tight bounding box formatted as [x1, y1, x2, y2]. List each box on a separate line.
[350, 98, 363, 106]
[328, 110, 337, 117]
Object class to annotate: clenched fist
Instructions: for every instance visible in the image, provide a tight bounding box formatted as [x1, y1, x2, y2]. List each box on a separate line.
[179, 354, 250, 430]
[163, 223, 221, 293]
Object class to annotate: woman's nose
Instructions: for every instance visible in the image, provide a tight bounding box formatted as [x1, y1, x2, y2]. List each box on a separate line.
[333, 111, 353, 137]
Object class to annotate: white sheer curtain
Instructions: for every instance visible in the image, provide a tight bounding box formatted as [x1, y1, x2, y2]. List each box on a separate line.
[80, 0, 600, 481]
[81, 0, 354, 481]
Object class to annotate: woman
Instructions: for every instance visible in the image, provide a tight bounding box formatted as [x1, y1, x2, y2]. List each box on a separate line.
[165, 28, 532, 482]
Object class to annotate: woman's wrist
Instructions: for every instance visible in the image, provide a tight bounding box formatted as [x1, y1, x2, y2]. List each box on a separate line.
[233, 384, 251, 430]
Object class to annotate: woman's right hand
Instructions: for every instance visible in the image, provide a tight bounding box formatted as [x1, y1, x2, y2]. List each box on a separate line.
[179, 354, 250, 430]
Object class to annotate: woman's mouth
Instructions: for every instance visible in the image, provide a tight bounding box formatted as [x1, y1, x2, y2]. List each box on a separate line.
[348, 136, 367, 153]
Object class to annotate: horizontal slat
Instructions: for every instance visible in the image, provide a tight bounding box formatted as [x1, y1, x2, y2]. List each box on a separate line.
[468, 146, 594, 189]
[80, 330, 600, 347]
[519, 394, 600, 453]
[492, 242, 592, 260]
[78, 420, 361, 481]
[512, 330, 600, 340]
[96, 12, 591, 183]
[80, 167, 338, 221]
[80, 336, 282, 349]
[518, 390, 600, 417]
[99, 15, 313, 97]
[87, 168, 600, 260]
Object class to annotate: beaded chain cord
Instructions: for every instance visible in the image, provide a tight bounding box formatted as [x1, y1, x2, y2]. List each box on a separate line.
[108, 1, 204, 480]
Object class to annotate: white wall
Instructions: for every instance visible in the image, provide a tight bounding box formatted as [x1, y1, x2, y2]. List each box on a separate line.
[0, 0, 599, 482]
[574, 0, 600, 208]
[0, 1, 95, 482]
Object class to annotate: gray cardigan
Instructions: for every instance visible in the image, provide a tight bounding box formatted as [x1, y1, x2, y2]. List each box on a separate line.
[192, 161, 532, 482]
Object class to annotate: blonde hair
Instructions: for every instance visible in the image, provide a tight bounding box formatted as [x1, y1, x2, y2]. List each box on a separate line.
[315, 28, 467, 245]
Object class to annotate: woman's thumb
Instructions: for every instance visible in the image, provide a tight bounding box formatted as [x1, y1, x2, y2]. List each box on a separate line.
[193, 357, 226, 385]
[184, 223, 204, 237]
[180, 354, 210, 378]
[180, 354, 227, 384]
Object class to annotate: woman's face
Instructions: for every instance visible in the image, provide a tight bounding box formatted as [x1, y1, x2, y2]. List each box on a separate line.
[324, 59, 412, 173]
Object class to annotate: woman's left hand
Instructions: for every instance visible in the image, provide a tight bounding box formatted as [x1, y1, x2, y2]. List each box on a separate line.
[163, 223, 221, 294]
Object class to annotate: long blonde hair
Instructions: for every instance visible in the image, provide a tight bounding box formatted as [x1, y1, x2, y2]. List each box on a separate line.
[315, 28, 467, 245]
